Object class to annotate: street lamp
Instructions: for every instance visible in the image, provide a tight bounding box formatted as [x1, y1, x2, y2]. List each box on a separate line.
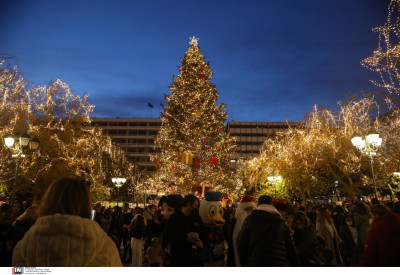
[3, 133, 40, 204]
[267, 176, 282, 198]
[112, 177, 126, 204]
[351, 131, 382, 199]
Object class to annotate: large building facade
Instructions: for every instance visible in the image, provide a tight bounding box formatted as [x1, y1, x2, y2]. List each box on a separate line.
[91, 118, 161, 171]
[227, 121, 298, 160]
[92, 118, 298, 170]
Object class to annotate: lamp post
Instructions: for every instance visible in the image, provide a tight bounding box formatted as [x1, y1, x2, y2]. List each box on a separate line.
[351, 132, 382, 199]
[3, 133, 40, 205]
[112, 177, 126, 205]
[267, 176, 282, 198]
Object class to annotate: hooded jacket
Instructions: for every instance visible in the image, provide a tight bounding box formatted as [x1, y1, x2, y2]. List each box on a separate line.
[238, 204, 299, 266]
[362, 213, 400, 266]
[12, 214, 122, 267]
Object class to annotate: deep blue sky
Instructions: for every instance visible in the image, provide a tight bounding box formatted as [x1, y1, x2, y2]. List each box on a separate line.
[0, 0, 390, 122]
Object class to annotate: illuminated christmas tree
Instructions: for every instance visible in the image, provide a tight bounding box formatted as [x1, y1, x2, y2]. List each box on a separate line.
[150, 37, 239, 195]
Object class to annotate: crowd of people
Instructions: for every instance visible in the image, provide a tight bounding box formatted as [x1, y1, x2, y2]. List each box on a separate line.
[1, 177, 400, 267]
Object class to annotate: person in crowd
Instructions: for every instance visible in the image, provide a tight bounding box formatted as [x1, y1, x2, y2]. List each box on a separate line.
[145, 237, 163, 267]
[108, 205, 124, 250]
[11, 201, 23, 221]
[164, 194, 203, 267]
[238, 195, 299, 266]
[130, 212, 147, 267]
[93, 203, 104, 228]
[306, 204, 317, 225]
[14, 205, 38, 241]
[12, 178, 122, 266]
[121, 202, 133, 264]
[316, 207, 343, 266]
[332, 205, 345, 233]
[0, 210, 18, 267]
[293, 211, 322, 266]
[353, 202, 371, 250]
[339, 214, 361, 266]
[225, 205, 236, 267]
[274, 199, 296, 230]
[393, 191, 400, 215]
[362, 204, 400, 266]
[370, 198, 380, 206]
[232, 195, 256, 266]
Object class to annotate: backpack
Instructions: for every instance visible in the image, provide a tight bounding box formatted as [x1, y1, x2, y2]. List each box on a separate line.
[130, 215, 146, 239]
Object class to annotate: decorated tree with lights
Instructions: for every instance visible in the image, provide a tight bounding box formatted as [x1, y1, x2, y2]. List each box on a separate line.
[243, 96, 399, 201]
[0, 60, 141, 202]
[362, 0, 400, 100]
[150, 37, 238, 195]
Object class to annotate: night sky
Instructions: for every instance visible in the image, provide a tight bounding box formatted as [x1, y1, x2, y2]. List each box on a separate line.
[0, 0, 390, 122]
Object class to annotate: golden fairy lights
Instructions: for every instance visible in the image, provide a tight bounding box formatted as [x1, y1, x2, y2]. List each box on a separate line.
[150, 37, 240, 195]
[0, 61, 141, 201]
[362, 0, 400, 95]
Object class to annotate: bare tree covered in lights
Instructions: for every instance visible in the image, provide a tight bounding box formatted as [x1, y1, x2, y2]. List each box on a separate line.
[244, 96, 397, 201]
[150, 37, 239, 195]
[0, 61, 140, 202]
[362, 0, 400, 103]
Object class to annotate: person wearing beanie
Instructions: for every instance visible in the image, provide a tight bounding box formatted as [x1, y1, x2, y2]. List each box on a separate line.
[238, 195, 300, 266]
[232, 195, 256, 266]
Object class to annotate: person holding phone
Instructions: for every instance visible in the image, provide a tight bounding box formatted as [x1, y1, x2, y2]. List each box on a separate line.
[164, 194, 204, 266]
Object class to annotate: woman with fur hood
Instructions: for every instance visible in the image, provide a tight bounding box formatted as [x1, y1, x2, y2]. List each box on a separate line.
[12, 178, 122, 267]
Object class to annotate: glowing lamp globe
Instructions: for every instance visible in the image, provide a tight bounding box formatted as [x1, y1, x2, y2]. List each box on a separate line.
[351, 134, 365, 149]
[366, 131, 381, 147]
[3, 133, 15, 148]
[20, 133, 31, 147]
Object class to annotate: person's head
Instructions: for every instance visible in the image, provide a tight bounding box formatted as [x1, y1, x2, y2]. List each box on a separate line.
[371, 198, 379, 205]
[345, 214, 355, 226]
[123, 202, 129, 212]
[12, 201, 21, 215]
[370, 204, 391, 220]
[36, 178, 91, 219]
[151, 237, 160, 246]
[0, 210, 14, 225]
[356, 202, 370, 216]
[294, 211, 310, 229]
[334, 205, 344, 214]
[316, 207, 330, 223]
[306, 204, 313, 213]
[274, 199, 296, 225]
[258, 195, 272, 205]
[183, 194, 199, 211]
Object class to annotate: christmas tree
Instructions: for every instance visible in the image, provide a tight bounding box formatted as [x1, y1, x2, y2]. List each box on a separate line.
[150, 37, 239, 196]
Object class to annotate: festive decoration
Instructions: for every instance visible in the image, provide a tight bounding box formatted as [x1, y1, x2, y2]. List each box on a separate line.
[150, 37, 239, 194]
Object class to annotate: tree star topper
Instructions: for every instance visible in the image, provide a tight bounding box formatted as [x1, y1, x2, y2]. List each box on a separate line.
[189, 36, 199, 46]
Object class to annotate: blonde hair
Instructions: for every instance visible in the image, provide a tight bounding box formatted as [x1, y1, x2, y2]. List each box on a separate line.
[36, 178, 91, 219]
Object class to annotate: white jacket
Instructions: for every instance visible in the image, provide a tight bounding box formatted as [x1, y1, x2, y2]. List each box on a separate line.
[12, 214, 122, 267]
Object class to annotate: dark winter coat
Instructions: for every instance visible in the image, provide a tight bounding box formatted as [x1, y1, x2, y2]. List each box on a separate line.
[293, 226, 322, 266]
[340, 224, 361, 266]
[164, 210, 204, 267]
[362, 213, 400, 266]
[238, 208, 300, 267]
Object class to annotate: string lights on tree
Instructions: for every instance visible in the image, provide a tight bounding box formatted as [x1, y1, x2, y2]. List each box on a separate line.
[150, 36, 239, 195]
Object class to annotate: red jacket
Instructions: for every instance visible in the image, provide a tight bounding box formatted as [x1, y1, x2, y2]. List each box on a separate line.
[362, 213, 400, 266]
